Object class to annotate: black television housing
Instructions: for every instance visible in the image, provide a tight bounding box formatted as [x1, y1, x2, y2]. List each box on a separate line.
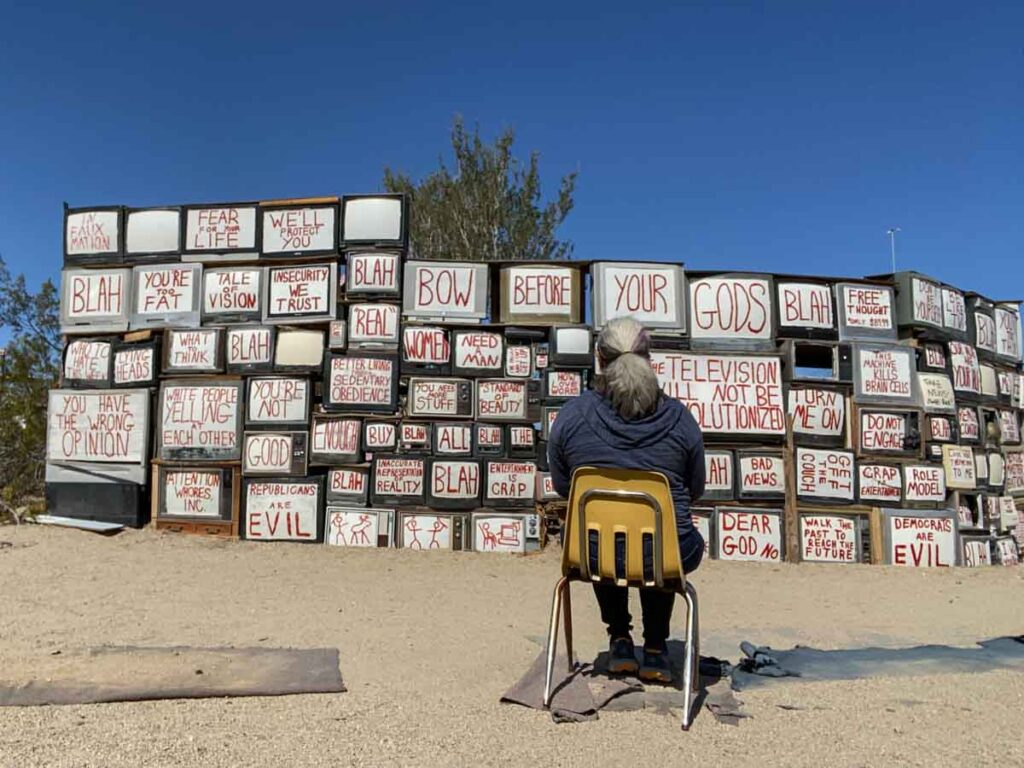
[162, 328, 224, 375]
[548, 325, 593, 368]
[309, 413, 362, 465]
[64, 204, 123, 266]
[344, 250, 402, 298]
[111, 337, 161, 388]
[245, 376, 311, 431]
[363, 420, 398, 452]
[507, 425, 537, 458]
[62, 338, 114, 388]
[242, 430, 309, 476]
[260, 200, 339, 259]
[274, 327, 325, 374]
[340, 193, 409, 250]
[426, 458, 482, 511]
[399, 422, 432, 453]
[322, 353, 399, 414]
[401, 325, 452, 375]
[432, 422, 474, 456]
[225, 326, 276, 375]
[473, 423, 506, 458]
[371, 454, 426, 506]
[123, 206, 182, 263]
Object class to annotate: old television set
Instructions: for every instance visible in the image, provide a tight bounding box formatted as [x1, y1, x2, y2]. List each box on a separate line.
[111, 337, 161, 388]
[939, 285, 969, 341]
[590, 261, 688, 333]
[504, 343, 533, 378]
[451, 329, 505, 377]
[201, 266, 262, 324]
[322, 353, 399, 413]
[471, 511, 534, 553]
[325, 468, 371, 505]
[540, 406, 561, 441]
[345, 251, 402, 298]
[245, 376, 311, 430]
[833, 282, 897, 342]
[483, 460, 537, 508]
[786, 385, 847, 447]
[979, 363, 999, 402]
[993, 302, 1022, 365]
[396, 511, 470, 551]
[795, 447, 857, 504]
[263, 262, 338, 325]
[340, 193, 408, 249]
[363, 420, 398, 452]
[401, 325, 451, 375]
[225, 326, 275, 374]
[309, 414, 362, 465]
[64, 204, 122, 266]
[774, 279, 836, 340]
[406, 377, 474, 418]
[543, 370, 585, 401]
[891, 271, 945, 336]
[274, 327, 325, 373]
[432, 422, 474, 457]
[347, 302, 400, 349]
[157, 379, 244, 462]
[260, 199, 338, 258]
[401, 261, 489, 323]
[475, 379, 539, 422]
[124, 206, 181, 263]
[130, 263, 203, 329]
[687, 272, 776, 351]
[371, 455, 426, 506]
[858, 463, 903, 505]
[325, 506, 394, 548]
[902, 464, 948, 506]
[162, 328, 224, 375]
[916, 372, 956, 414]
[60, 268, 132, 334]
[967, 294, 998, 359]
[62, 338, 113, 388]
[925, 414, 957, 445]
[917, 342, 949, 373]
[473, 423, 506, 457]
[399, 422, 432, 453]
[948, 341, 982, 400]
[156, 465, 235, 530]
[498, 264, 582, 325]
[242, 430, 309, 476]
[548, 325, 593, 368]
[702, 450, 735, 501]
[242, 476, 324, 543]
[181, 202, 259, 259]
[736, 450, 785, 501]
[855, 407, 922, 458]
[329, 320, 347, 350]
[851, 343, 916, 406]
[426, 458, 482, 510]
[507, 425, 537, 458]
[781, 340, 852, 382]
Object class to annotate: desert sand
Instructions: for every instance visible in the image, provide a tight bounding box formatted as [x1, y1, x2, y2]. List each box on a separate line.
[0, 525, 1022, 767]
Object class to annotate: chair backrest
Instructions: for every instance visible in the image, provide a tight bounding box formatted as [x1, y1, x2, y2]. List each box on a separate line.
[562, 467, 684, 588]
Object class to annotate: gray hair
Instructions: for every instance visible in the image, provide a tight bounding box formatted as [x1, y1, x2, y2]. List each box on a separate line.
[594, 316, 662, 420]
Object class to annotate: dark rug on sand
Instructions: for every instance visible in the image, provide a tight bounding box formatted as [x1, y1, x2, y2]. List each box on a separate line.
[0, 646, 346, 707]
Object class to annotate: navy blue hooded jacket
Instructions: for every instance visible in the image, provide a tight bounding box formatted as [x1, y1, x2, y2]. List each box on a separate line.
[547, 390, 706, 537]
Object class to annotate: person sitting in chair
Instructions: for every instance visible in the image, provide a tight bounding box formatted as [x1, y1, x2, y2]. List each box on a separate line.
[547, 316, 705, 683]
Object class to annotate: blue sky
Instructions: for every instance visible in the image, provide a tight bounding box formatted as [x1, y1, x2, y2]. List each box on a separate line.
[1, 1, 1020, 298]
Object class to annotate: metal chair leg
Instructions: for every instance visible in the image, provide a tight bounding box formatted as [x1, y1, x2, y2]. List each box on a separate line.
[562, 580, 573, 671]
[543, 577, 568, 708]
[681, 582, 700, 730]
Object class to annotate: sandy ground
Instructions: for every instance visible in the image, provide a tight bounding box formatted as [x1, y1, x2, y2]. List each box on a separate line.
[1, 526, 1023, 768]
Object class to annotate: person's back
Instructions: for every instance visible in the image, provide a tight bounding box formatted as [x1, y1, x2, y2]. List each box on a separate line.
[547, 316, 705, 683]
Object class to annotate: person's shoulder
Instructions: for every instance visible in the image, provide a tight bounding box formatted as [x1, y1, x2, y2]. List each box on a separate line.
[558, 390, 598, 420]
[665, 397, 703, 444]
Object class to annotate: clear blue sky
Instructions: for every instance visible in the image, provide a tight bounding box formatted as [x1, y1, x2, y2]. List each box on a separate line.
[1, 1, 1020, 298]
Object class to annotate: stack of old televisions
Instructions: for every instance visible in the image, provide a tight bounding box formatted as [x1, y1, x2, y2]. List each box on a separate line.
[45, 207, 1024, 565]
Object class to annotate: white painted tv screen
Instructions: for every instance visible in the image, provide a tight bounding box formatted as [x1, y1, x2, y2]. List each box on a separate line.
[343, 197, 402, 242]
[262, 206, 336, 254]
[274, 329, 324, 369]
[689, 276, 773, 341]
[592, 262, 686, 330]
[126, 209, 180, 254]
[555, 327, 590, 354]
[47, 389, 150, 464]
[66, 209, 119, 258]
[185, 205, 257, 252]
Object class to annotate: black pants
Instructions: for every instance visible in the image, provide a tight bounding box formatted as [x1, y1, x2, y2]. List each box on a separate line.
[592, 528, 704, 649]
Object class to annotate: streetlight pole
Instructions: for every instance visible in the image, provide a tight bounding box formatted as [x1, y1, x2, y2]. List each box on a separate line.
[886, 227, 900, 273]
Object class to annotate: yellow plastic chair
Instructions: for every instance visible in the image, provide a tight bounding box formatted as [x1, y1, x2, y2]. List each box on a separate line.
[543, 467, 701, 730]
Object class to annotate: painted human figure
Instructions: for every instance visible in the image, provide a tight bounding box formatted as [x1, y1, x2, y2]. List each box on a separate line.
[427, 517, 449, 549]
[351, 514, 373, 546]
[405, 517, 424, 549]
[478, 522, 498, 550]
[330, 512, 349, 545]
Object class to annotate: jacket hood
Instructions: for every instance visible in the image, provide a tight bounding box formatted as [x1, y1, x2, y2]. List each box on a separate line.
[580, 391, 683, 450]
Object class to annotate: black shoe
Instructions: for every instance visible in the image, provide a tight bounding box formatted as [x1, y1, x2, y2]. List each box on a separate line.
[639, 646, 673, 684]
[607, 636, 639, 675]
